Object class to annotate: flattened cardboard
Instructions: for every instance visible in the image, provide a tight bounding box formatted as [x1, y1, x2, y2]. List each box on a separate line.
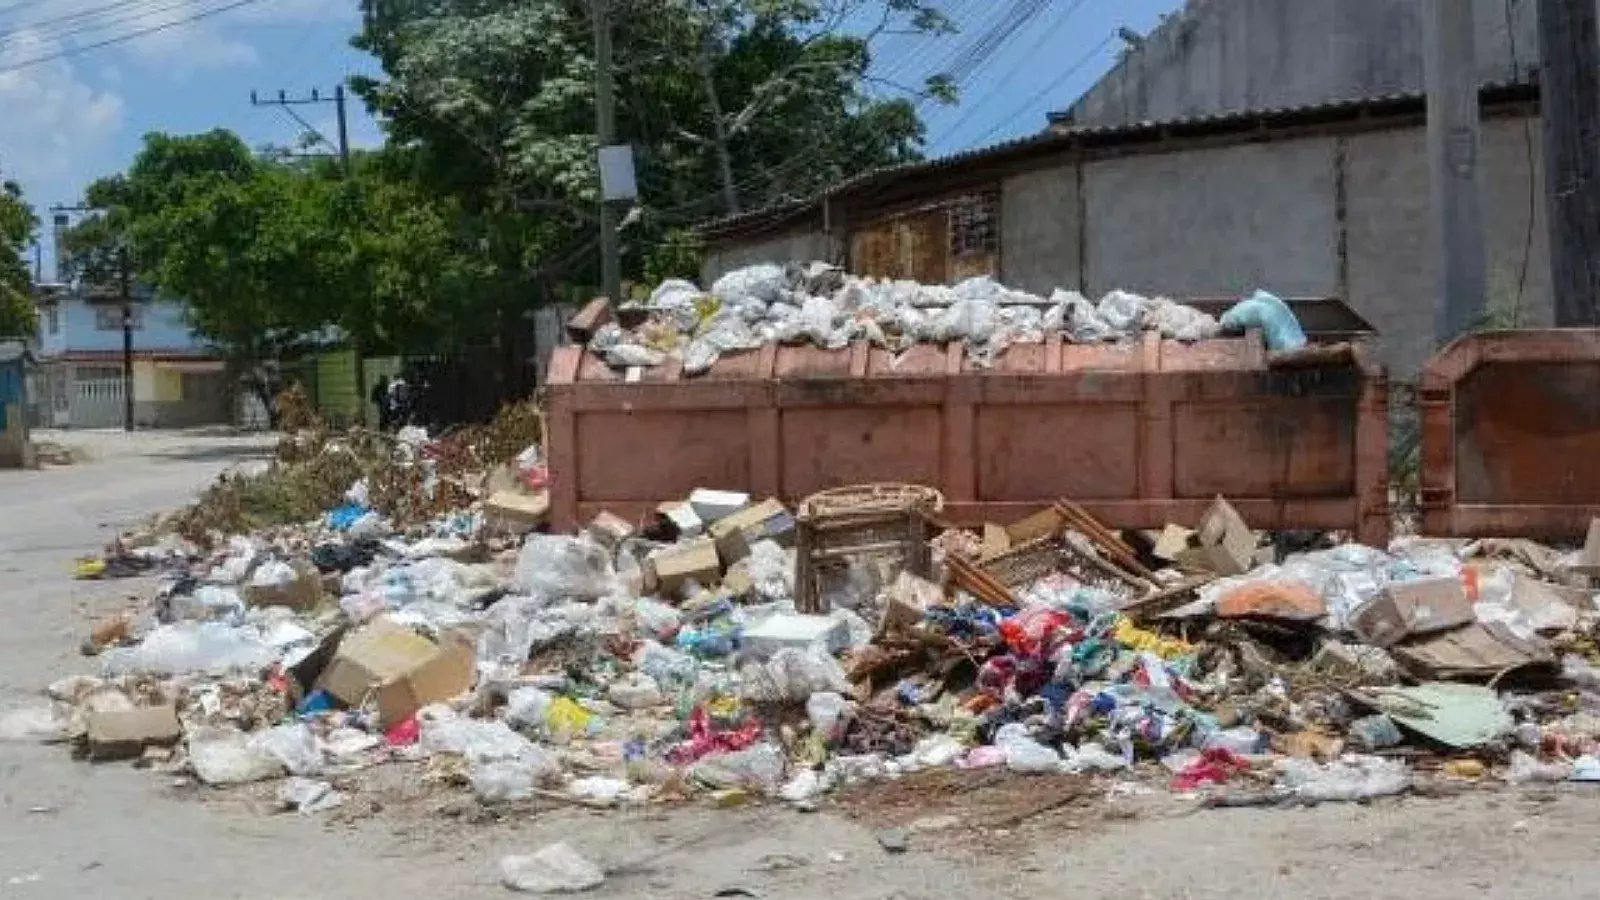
[1152, 524, 1195, 562]
[84, 704, 181, 761]
[1576, 518, 1600, 574]
[1006, 507, 1068, 546]
[586, 511, 635, 551]
[1351, 577, 1474, 647]
[647, 538, 720, 595]
[980, 524, 1012, 562]
[1182, 497, 1257, 576]
[485, 489, 550, 533]
[1391, 622, 1554, 679]
[709, 498, 795, 565]
[243, 564, 324, 612]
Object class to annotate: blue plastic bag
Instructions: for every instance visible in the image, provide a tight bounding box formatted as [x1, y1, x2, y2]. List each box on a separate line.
[1220, 290, 1307, 352]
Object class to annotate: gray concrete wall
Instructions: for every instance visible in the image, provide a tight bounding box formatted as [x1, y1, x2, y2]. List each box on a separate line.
[1000, 164, 1081, 295]
[1081, 138, 1341, 299]
[1068, 0, 1539, 127]
[700, 228, 836, 285]
[1344, 116, 1549, 375]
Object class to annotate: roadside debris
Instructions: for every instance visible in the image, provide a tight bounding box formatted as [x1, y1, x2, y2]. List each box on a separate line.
[33, 405, 1600, 833]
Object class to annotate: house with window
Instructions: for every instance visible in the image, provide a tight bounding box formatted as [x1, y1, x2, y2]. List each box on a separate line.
[31, 283, 232, 429]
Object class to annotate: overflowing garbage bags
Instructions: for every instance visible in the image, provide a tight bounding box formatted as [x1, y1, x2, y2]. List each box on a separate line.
[13, 418, 1600, 846]
[589, 262, 1241, 374]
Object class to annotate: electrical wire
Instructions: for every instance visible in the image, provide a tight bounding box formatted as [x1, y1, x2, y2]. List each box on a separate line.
[0, 0, 266, 73]
[0, 0, 192, 44]
[966, 31, 1113, 147]
[932, 0, 1089, 146]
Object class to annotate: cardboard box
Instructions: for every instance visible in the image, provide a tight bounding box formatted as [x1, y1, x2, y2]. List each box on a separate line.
[646, 538, 721, 595]
[485, 489, 550, 533]
[1351, 576, 1474, 647]
[1175, 497, 1257, 576]
[708, 498, 795, 565]
[689, 489, 750, 524]
[84, 704, 181, 762]
[1152, 524, 1195, 562]
[243, 565, 324, 612]
[586, 511, 635, 551]
[980, 523, 1012, 562]
[315, 619, 476, 727]
[1005, 507, 1069, 546]
[742, 614, 849, 660]
[656, 502, 704, 539]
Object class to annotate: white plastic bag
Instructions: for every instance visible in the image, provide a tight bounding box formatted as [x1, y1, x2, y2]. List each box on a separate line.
[500, 842, 606, 894]
[188, 729, 285, 786]
[277, 777, 342, 814]
[712, 264, 789, 306]
[995, 723, 1060, 774]
[805, 692, 853, 738]
[514, 535, 616, 602]
[254, 722, 324, 776]
[102, 622, 275, 676]
[691, 742, 787, 793]
[606, 673, 663, 710]
[740, 648, 851, 704]
[471, 759, 541, 803]
[604, 343, 666, 368]
[1506, 750, 1573, 784]
[0, 705, 67, 744]
[1277, 753, 1410, 801]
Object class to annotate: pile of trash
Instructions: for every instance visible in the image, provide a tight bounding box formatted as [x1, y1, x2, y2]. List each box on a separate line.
[583, 263, 1307, 374]
[13, 426, 1600, 823]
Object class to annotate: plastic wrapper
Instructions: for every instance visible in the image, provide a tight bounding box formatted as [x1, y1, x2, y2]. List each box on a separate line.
[500, 843, 606, 894]
[779, 768, 831, 802]
[634, 640, 699, 688]
[690, 741, 787, 793]
[739, 648, 851, 704]
[277, 777, 342, 815]
[797, 295, 845, 348]
[249, 559, 297, 588]
[1097, 290, 1151, 334]
[254, 722, 324, 776]
[805, 691, 854, 740]
[907, 734, 965, 768]
[421, 708, 558, 771]
[1277, 753, 1409, 801]
[712, 264, 790, 307]
[102, 622, 275, 676]
[605, 673, 663, 710]
[1062, 743, 1130, 773]
[471, 760, 541, 803]
[1147, 298, 1220, 342]
[513, 534, 616, 602]
[746, 540, 795, 601]
[188, 729, 286, 786]
[1506, 750, 1573, 784]
[604, 343, 666, 368]
[995, 723, 1060, 774]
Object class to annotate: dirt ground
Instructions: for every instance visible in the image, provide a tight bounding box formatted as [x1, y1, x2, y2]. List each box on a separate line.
[4, 429, 1600, 900]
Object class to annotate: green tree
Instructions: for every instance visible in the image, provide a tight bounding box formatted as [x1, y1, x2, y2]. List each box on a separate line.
[0, 171, 37, 339]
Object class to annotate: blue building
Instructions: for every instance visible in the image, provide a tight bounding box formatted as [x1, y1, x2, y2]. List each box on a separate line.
[31, 284, 231, 429]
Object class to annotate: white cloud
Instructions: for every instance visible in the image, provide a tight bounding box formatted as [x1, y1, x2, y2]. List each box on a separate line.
[0, 30, 124, 189]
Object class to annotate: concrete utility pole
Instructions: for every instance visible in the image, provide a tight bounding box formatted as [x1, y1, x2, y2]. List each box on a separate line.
[250, 86, 366, 420]
[1424, 0, 1488, 345]
[593, 0, 623, 303]
[118, 246, 133, 433]
[1538, 0, 1600, 326]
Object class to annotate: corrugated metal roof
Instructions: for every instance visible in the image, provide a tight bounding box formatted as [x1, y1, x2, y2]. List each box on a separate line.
[697, 79, 1537, 240]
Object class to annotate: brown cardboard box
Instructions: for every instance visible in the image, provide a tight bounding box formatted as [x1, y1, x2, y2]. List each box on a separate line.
[1176, 497, 1257, 576]
[980, 524, 1012, 562]
[244, 565, 324, 612]
[708, 498, 795, 565]
[1152, 524, 1195, 562]
[587, 511, 635, 551]
[1351, 576, 1474, 647]
[646, 538, 721, 595]
[84, 704, 182, 762]
[485, 489, 550, 533]
[315, 619, 476, 727]
[1005, 507, 1068, 545]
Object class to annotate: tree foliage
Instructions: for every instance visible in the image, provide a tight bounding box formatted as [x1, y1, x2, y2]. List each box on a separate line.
[0, 171, 37, 339]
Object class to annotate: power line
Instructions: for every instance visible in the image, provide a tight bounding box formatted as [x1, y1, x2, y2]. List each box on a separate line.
[967, 31, 1113, 147]
[0, 0, 190, 44]
[933, 0, 1090, 145]
[0, 0, 265, 74]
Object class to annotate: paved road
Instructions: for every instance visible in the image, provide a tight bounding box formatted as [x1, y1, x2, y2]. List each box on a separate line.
[4, 431, 1600, 900]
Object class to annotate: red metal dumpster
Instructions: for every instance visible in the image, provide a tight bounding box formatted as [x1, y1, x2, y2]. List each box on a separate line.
[1421, 329, 1600, 540]
[547, 325, 1390, 545]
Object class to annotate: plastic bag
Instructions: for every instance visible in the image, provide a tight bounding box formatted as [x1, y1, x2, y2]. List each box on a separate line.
[605, 343, 666, 368]
[471, 760, 540, 803]
[1147, 299, 1220, 342]
[1506, 750, 1573, 784]
[102, 622, 275, 676]
[277, 777, 342, 815]
[634, 640, 699, 688]
[503, 686, 554, 732]
[569, 776, 631, 803]
[421, 708, 554, 768]
[254, 722, 324, 776]
[691, 742, 787, 793]
[500, 843, 606, 894]
[1062, 742, 1130, 773]
[1220, 289, 1307, 351]
[995, 723, 1060, 774]
[740, 648, 851, 704]
[746, 540, 795, 601]
[1097, 290, 1151, 335]
[798, 295, 845, 348]
[1277, 753, 1409, 801]
[0, 705, 67, 743]
[907, 734, 965, 768]
[544, 697, 595, 741]
[249, 559, 297, 588]
[606, 673, 664, 710]
[513, 535, 616, 602]
[712, 264, 789, 306]
[188, 729, 285, 786]
[806, 691, 854, 740]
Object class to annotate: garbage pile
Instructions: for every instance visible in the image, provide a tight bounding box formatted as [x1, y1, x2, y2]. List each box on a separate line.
[12, 431, 1600, 821]
[583, 263, 1307, 374]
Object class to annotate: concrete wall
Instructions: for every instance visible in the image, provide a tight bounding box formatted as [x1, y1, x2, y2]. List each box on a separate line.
[1067, 0, 1540, 127]
[1082, 138, 1341, 299]
[700, 228, 836, 285]
[1000, 165, 1082, 296]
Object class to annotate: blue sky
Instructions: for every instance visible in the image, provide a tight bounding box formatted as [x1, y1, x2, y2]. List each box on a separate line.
[0, 0, 1181, 271]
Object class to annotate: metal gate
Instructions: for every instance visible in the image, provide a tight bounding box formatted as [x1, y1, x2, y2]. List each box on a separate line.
[71, 365, 126, 429]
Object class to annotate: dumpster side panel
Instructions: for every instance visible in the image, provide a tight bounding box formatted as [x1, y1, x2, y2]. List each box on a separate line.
[1172, 398, 1358, 498]
[1422, 330, 1600, 539]
[975, 404, 1140, 500]
[779, 406, 945, 496]
[576, 410, 750, 502]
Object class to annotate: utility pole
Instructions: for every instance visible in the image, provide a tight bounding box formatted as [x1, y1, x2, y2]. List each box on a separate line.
[118, 246, 133, 433]
[250, 86, 366, 421]
[1424, 0, 1487, 345]
[1538, 0, 1600, 326]
[249, 87, 352, 173]
[593, 0, 622, 303]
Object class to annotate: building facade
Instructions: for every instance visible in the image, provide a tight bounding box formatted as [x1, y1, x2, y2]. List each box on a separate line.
[31, 285, 232, 429]
[1056, 0, 1541, 128]
[697, 85, 1546, 378]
